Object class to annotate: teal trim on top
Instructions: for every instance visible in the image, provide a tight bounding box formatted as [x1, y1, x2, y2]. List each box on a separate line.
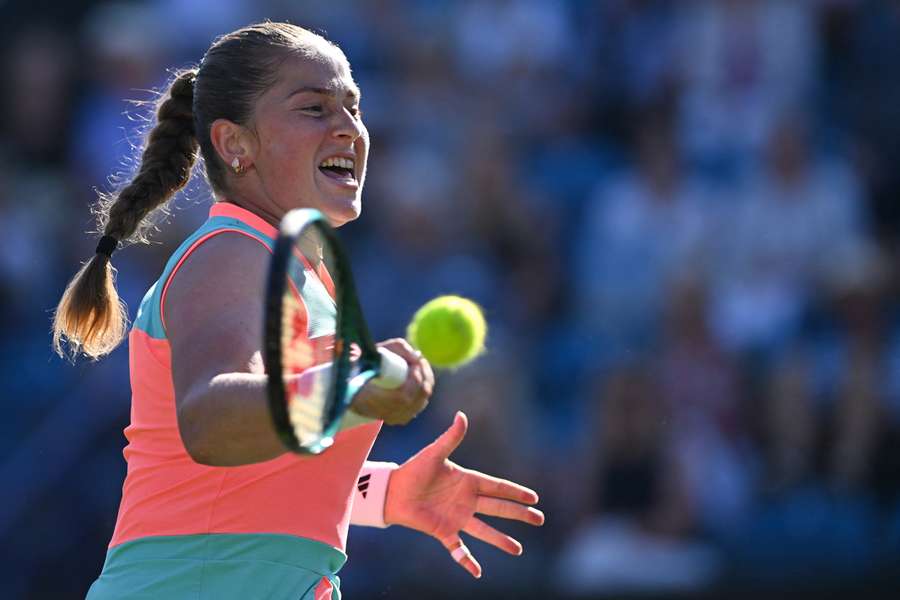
[106, 532, 346, 573]
[134, 281, 165, 339]
[88, 533, 345, 600]
[133, 216, 275, 340]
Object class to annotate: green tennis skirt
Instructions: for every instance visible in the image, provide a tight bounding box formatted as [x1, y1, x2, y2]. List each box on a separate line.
[85, 533, 346, 599]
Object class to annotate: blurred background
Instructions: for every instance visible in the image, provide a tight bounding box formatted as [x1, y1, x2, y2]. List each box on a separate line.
[2, 0, 900, 598]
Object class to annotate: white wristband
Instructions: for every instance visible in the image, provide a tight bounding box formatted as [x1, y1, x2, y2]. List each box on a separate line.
[350, 461, 398, 528]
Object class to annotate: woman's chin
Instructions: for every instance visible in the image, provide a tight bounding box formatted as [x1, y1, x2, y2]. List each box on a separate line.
[325, 199, 362, 227]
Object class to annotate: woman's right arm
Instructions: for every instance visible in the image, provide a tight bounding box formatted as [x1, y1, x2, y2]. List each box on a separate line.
[165, 233, 288, 466]
[165, 232, 433, 467]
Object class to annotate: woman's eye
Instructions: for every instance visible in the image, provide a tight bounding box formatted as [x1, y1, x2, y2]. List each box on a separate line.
[301, 105, 323, 115]
[349, 106, 363, 118]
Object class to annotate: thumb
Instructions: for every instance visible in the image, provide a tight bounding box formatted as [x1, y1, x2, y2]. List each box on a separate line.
[430, 411, 468, 459]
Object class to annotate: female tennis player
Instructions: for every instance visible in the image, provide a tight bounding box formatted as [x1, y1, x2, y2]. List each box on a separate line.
[53, 22, 543, 600]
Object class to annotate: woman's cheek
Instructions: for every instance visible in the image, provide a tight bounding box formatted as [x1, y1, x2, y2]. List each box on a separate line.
[268, 136, 312, 182]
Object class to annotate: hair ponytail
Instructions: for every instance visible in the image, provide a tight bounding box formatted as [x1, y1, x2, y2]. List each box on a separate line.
[53, 69, 199, 359]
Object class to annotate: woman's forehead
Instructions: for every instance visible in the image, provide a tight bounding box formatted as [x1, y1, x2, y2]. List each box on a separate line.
[273, 51, 359, 98]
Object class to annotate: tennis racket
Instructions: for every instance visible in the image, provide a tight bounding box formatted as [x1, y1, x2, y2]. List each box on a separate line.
[264, 208, 408, 454]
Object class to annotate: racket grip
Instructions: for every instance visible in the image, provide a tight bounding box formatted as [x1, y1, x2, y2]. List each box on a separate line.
[371, 347, 408, 389]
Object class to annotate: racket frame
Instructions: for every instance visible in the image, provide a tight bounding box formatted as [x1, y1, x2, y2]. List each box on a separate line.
[264, 209, 383, 454]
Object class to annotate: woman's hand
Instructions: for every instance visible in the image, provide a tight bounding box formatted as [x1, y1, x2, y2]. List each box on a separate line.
[350, 338, 434, 425]
[383, 411, 545, 578]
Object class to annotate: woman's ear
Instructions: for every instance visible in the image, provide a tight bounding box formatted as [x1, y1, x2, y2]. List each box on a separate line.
[209, 118, 258, 172]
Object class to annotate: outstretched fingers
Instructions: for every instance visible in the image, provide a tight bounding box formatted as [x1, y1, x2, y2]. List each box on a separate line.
[475, 472, 540, 505]
[442, 535, 482, 579]
[463, 517, 523, 556]
[475, 496, 545, 527]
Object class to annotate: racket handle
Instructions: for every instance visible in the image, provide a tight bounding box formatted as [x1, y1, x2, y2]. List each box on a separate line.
[370, 347, 408, 389]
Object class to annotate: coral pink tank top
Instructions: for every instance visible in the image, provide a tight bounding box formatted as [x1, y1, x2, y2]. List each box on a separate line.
[109, 202, 381, 551]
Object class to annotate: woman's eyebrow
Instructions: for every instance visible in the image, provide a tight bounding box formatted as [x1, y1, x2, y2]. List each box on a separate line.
[285, 85, 361, 101]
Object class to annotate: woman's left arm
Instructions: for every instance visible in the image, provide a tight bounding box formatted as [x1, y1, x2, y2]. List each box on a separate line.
[383, 412, 545, 579]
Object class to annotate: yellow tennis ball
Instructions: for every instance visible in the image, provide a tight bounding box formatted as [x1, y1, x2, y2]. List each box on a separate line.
[407, 295, 487, 369]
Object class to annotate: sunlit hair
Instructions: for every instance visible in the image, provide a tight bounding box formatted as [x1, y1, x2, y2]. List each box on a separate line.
[52, 22, 339, 359]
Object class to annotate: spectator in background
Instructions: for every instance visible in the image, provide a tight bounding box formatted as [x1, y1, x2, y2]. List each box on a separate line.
[576, 110, 718, 356]
[367, 10, 463, 147]
[458, 122, 560, 330]
[614, 0, 683, 111]
[3, 27, 74, 167]
[557, 365, 719, 594]
[453, 0, 572, 83]
[820, 242, 892, 494]
[841, 0, 900, 241]
[150, 0, 259, 59]
[711, 110, 864, 354]
[656, 276, 753, 536]
[454, 0, 577, 141]
[582, 0, 684, 132]
[818, 241, 900, 568]
[678, 0, 819, 162]
[68, 3, 168, 194]
[732, 348, 877, 583]
[0, 27, 77, 333]
[759, 353, 820, 494]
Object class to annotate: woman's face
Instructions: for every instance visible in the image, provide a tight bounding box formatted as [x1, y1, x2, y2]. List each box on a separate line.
[250, 49, 368, 227]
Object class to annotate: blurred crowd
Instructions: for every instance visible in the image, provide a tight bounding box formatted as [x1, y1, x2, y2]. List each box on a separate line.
[3, 0, 900, 598]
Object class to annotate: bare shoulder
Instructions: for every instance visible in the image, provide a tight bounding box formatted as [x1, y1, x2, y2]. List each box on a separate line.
[164, 231, 271, 386]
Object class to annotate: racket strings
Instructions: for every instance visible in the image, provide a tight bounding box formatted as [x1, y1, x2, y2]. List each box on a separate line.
[282, 292, 313, 365]
[268, 216, 352, 453]
[281, 287, 336, 446]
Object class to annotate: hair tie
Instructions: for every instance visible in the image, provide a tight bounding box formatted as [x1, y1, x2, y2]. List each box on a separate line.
[96, 235, 119, 258]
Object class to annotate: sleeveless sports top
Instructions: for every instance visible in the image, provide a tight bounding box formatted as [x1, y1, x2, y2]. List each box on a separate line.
[109, 201, 382, 551]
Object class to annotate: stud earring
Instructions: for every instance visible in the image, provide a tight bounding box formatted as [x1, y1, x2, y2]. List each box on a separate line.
[231, 156, 244, 174]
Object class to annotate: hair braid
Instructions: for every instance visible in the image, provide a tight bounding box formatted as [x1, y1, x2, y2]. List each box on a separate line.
[52, 69, 199, 359]
[102, 70, 199, 242]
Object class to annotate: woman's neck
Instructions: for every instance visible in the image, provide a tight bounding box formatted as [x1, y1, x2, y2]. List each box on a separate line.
[217, 196, 283, 229]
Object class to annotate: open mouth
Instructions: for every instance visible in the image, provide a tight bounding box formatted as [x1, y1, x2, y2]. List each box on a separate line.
[318, 156, 357, 185]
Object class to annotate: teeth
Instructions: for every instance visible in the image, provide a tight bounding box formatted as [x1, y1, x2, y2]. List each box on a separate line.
[320, 156, 355, 171]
